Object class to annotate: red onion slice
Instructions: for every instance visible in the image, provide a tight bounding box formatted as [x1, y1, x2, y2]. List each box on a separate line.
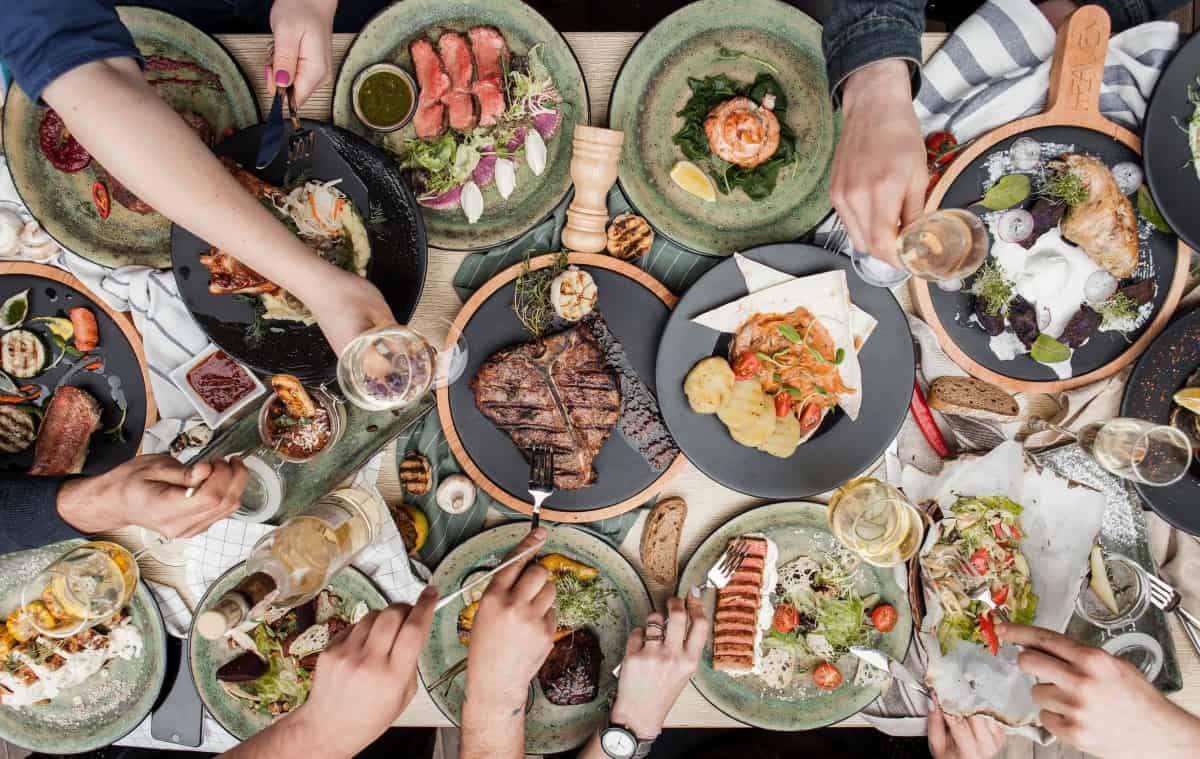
[996, 209, 1035, 244]
[1110, 162, 1143, 195]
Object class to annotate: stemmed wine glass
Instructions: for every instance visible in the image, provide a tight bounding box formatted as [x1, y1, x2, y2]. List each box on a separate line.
[336, 318, 468, 411]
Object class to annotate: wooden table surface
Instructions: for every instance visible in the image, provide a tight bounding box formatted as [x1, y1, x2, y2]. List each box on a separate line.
[203, 31, 1200, 737]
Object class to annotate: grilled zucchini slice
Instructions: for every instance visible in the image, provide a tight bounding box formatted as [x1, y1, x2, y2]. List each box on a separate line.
[1, 329, 46, 379]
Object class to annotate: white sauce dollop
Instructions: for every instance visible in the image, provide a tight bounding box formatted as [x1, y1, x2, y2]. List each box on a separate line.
[0, 620, 143, 708]
[991, 227, 1103, 340]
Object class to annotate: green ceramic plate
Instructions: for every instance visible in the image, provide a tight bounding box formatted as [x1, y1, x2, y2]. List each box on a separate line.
[418, 523, 652, 753]
[678, 502, 912, 731]
[2, 6, 259, 269]
[188, 562, 388, 740]
[331, 0, 589, 251]
[608, 0, 837, 256]
[0, 539, 167, 754]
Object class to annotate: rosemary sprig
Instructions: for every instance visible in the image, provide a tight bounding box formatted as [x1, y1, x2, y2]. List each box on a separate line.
[512, 250, 570, 338]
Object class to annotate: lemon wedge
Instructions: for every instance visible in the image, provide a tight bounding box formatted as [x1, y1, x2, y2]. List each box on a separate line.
[670, 161, 717, 202]
[1174, 387, 1200, 414]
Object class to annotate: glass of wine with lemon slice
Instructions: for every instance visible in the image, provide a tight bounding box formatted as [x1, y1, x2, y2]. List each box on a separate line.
[18, 541, 139, 638]
[827, 478, 925, 567]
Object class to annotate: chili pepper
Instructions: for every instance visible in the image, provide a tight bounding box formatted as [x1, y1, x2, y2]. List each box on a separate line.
[969, 547, 990, 575]
[91, 181, 111, 220]
[925, 131, 957, 157]
[84, 361, 103, 371]
[69, 307, 99, 352]
[978, 611, 999, 655]
[910, 379, 951, 457]
[992, 584, 1009, 606]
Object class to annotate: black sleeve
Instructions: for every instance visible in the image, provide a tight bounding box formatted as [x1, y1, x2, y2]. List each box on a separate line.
[0, 475, 86, 555]
[1087, 0, 1189, 30]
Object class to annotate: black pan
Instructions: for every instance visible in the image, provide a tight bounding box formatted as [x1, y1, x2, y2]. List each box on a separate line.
[655, 244, 914, 499]
[171, 119, 427, 383]
[930, 125, 1179, 383]
[0, 269, 148, 475]
[1144, 28, 1200, 255]
[1121, 307, 1200, 535]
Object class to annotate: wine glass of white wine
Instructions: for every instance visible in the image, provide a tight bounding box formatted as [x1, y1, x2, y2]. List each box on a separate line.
[1077, 417, 1193, 487]
[847, 209, 989, 289]
[827, 478, 925, 567]
[337, 318, 468, 411]
[19, 541, 139, 638]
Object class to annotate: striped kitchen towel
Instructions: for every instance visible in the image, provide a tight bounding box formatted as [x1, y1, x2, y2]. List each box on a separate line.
[915, 0, 1179, 139]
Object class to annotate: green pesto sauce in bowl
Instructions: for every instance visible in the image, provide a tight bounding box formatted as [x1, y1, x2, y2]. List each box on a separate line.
[357, 70, 413, 128]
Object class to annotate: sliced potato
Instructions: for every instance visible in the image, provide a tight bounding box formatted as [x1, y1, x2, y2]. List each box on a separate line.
[716, 379, 769, 431]
[758, 412, 802, 458]
[684, 356, 735, 414]
[728, 402, 777, 448]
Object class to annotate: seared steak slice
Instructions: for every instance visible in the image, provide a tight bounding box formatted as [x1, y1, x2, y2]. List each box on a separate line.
[537, 628, 602, 705]
[472, 323, 620, 489]
[30, 386, 101, 476]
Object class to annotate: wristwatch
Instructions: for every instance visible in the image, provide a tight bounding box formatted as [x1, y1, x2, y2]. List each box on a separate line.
[598, 719, 656, 759]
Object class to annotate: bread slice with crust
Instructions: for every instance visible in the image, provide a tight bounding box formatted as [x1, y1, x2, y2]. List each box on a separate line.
[640, 496, 687, 586]
[927, 376, 1019, 422]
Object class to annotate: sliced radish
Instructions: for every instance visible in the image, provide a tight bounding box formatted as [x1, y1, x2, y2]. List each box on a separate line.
[494, 158, 516, 199]
[1084, 270, 1119, 304]
[996, 209, 1035, 244]
[1009, 137, 1041, 170]
[460, 181, 483, 224]
[1110, 162, 1142, 195]
[525, 130, 547, 176]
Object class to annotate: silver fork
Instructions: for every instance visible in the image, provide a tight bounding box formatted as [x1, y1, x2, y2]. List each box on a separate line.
[1146, 572, 1200, 631]
[951, 557, 1010, 622]
[283, 87, 315, 186]
[823, 216, 849, 252]
[527, 445, 555, 531]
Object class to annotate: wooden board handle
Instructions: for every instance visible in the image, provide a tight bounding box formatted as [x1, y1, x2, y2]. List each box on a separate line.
[1045, 5, 1111, 120]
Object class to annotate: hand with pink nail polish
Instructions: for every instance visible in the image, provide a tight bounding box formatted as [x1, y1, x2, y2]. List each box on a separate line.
[267, 0, 336, 106]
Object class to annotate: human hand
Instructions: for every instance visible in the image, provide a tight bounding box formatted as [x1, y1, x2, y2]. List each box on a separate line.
[609, 592, 709, 740]
[289, 588, 438, 758]
[999, 622, 1200, 758]
[267, 0, 336, 106]
[465, 527, 556, 713]
[300, 266, 396, 356]
[831, 58, 927, 267]
[928, 701, 1006, 759]
[1037, 0, 1079, 30]
[57, 453, 248, 537]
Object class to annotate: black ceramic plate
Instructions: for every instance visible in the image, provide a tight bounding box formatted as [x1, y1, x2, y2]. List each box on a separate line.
[171, 119, 427, 383]
[932, 126, 1178, 382]
[1121, 308, 1200, 535]
[1144, 30, 1200, 254]
[656, 244, 913, 499]
[0, 271, 147, 475]
[444, 258, 678, 516]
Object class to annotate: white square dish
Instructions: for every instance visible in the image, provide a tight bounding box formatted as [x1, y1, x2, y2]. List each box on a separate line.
[169, 344, 265, 428]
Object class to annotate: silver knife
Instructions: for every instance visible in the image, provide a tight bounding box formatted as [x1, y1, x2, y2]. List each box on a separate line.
[850, 646, 931, 699]
[434, 542, 540, 611]
[255, 90, 284, 169]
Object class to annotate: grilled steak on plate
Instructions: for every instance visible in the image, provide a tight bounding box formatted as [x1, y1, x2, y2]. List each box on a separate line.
[471, 322, 620, 490]
[30, 386, 102, 476]
[537, 628, 602, 705]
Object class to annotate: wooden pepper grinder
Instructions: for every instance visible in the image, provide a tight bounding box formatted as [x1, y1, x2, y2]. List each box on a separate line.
[562, 125, 624, 253]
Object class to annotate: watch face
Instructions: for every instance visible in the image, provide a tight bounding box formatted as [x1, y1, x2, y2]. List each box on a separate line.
[601, 728, 637, 758]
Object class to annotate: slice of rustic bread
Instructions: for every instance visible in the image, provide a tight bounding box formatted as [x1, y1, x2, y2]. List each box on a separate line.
[640, 496, 687, 587]
[927, 376, 1019, 422]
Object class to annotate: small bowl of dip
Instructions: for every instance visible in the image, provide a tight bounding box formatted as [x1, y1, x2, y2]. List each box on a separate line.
[170, 345, 265, 428]
[352, 63, 417, 133]
[257, 386, 345, 464]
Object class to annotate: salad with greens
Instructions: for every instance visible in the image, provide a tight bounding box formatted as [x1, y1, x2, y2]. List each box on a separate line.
[759, 554, 898, 692]
[921, 496, 1039, 657]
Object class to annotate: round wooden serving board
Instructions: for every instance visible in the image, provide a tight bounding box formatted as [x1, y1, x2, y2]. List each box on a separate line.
[437, 252, 684, 523]
[913, 5, 1191, 394]
[0, 261, 157, 444]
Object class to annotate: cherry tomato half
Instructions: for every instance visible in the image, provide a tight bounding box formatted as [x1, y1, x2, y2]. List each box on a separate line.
[813, 662, 843, 690]
[969, 547, 990, 576]
[871, 604, 898, 633]
[772, 602, 800, 634]
[774, 392, 792, 417]
[991, 585, 1009, 606]
[797, 402, 823, 434]
[731, 351, 761, 380]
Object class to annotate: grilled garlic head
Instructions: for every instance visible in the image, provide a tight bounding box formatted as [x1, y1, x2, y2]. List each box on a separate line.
[549, 266, 598, 322]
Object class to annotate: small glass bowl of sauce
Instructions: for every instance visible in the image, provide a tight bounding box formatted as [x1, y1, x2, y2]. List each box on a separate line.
[257, 386, 345, 464]
[352, 63, 417, 133]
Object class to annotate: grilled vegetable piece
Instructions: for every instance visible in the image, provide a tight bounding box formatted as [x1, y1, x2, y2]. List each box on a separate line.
[399, 452, 433, 496]
[270, 374, 317, 418]
[1, 329, 47, 378]
[68, 308, 99, 351]
[457, 600, 479, 646]
[716, 378, 770, 432]
[757, 412, 802, 458]
[0, 405, 36, 453]
[538, 553, 599, 581]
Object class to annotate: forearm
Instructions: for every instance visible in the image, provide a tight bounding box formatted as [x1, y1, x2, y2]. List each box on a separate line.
[0, 475, 83, 554]
[577, 732, 607, 759]
[41, 58, 341, 300]
[1085, 0, 1189, 30]
[821, 0, 924, 101]
[460, 695, 526, 759]
[220, 707, 344, 759]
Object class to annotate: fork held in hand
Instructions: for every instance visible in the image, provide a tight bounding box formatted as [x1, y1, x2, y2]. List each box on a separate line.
[951, 556, 1010, 622]
[698, 537, 750, 593]
[527, 445, 555, 531]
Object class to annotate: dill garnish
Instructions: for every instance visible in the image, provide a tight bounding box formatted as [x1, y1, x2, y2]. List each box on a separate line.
[1098, 292, 1138, 330]
[969, 260, 1015, 316]
[512, 250, 570, 338]
[1043, 169, 1089, 207]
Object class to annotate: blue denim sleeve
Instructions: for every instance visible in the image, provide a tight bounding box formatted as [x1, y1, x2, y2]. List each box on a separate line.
[1087, 0, 1189, 30]
[822, 0, 926, 102]
[0, 475, 85, 555]
[0, 0, 142, 103]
